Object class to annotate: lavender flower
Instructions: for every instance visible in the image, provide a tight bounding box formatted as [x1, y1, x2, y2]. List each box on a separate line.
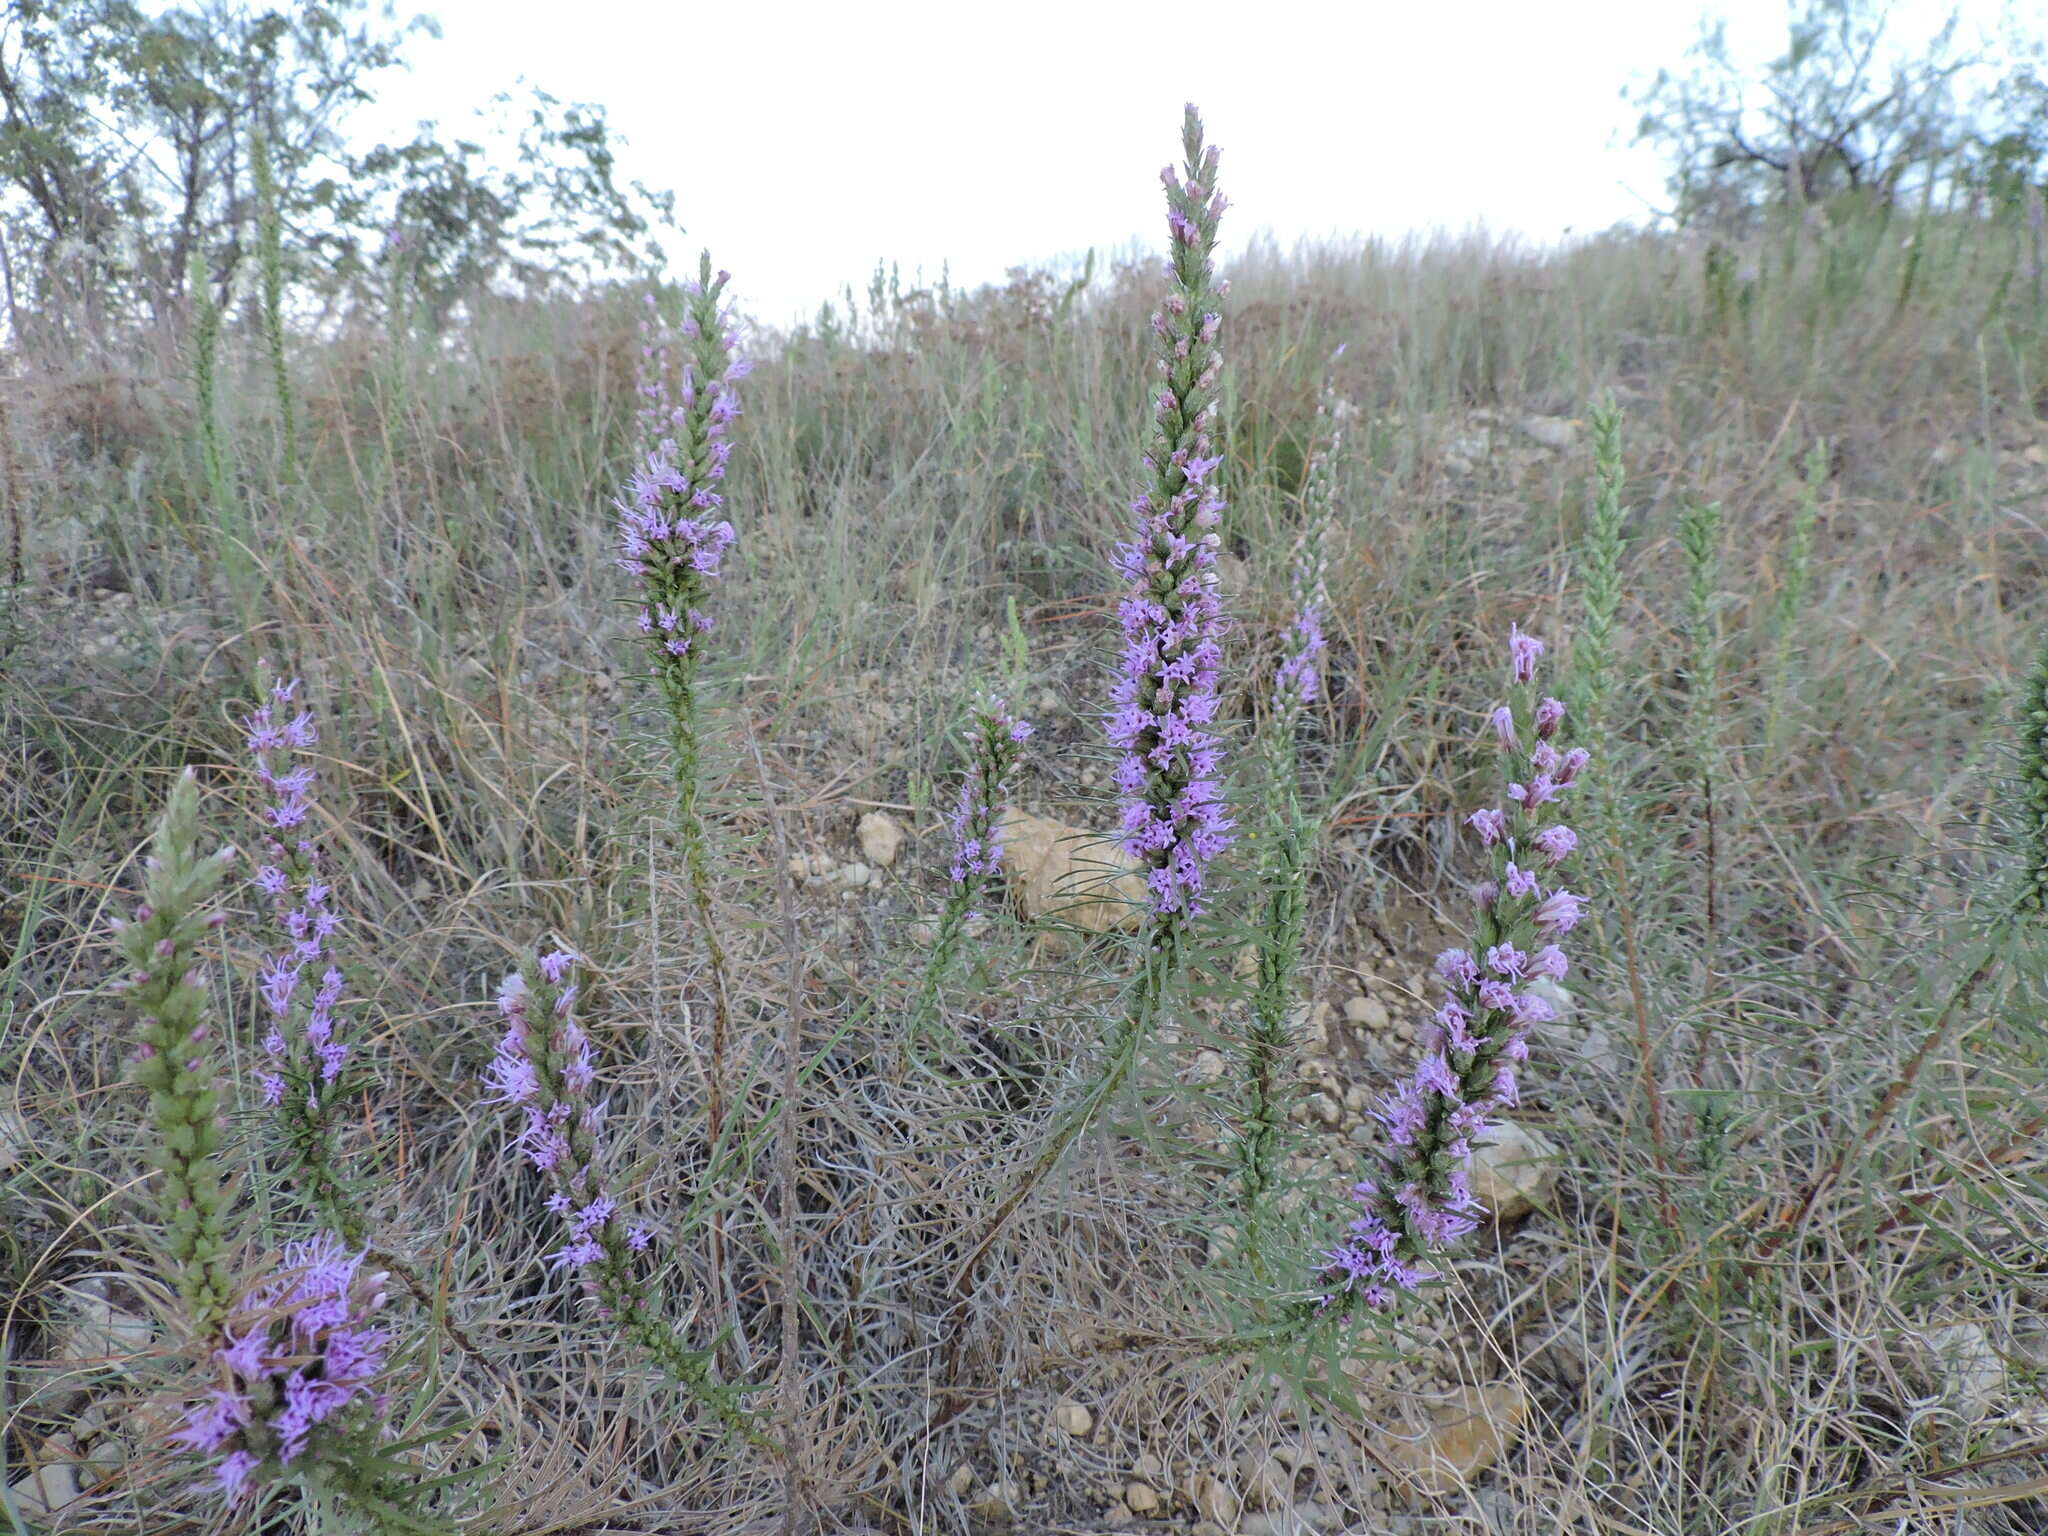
[1319, 630, 1589, 1313]
[485, 951, 746, 1430]
[946, 700, 1033, 909]
[914, 699, 1032, 1035]
[1273, 537, 1328, 717]
[1110, 103, 1235, 921]
[618, 259, 746, 654]
[1273, 355, 1343, 721]
[169, 1232, 392, 1500]
[618, 254, 748, 1163]
[243, 678, 347, 1106]
[242, 675, 365, 1242]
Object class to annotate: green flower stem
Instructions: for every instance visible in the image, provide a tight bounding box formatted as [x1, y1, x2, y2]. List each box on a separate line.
[118, 768, 238, 1335]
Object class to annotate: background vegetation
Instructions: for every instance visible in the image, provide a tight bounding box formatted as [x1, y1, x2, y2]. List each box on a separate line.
[4, 2, 2048, 1532]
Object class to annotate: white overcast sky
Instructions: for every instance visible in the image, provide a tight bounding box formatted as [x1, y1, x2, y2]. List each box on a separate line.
[358, 0, 2039, 327]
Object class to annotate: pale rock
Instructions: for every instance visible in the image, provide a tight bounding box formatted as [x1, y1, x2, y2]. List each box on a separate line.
[947, 1461, 976, 1497]
[62, 1294, 154, 1366]
[857, 811, 906, 868]
[1123, 1481, 1162, 1515]
[1342, 994, 1390, 1032]
[1469, 1122, 1561, 1221]
[0, 1106, 26, 1173]
[1243, 1452, 1293, 1510]
[997, 810, 1147, 931]
[1241, 1505, 1335, 1536]
[1190, 1050, 1227, 1084]
[837, 861, 872, 889]
[83, 1434, 124, 1476]
[1920, 1323, 2005, 1422]
[1369, 1382, 1528, 1497]
[1520, 414, 1582, 451]
[1305, 1093, 1341, 1128]
[1521, 976, 1574, 1025]
[8, 1456, 79, 1518]
[1578, 1025, 1623, 1074]
[1134, 1451, 1165, 1480]
[784, 855, 809, 883]
[807, 850, 836, 879]
[971, 1479, 1020, 1519]
[1270, 1439, 1312, 1471]
[1444, 430, 1491, 472]
[2025, 443, 2048, 467]
[1189, 1470, 1238, 1525]
[1051, 1399, 1094, 1439]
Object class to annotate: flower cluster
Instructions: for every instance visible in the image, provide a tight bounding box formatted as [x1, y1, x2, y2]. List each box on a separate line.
[169, 1232, 392, 1501]
[947, 699, 1033, 908]
[1273, 534, 1329, 717]
[617, 256, 748, 666]
[481, 953, 744, 1423]
[1273, 360, 1344, 718]
[1321, 628, 1590, 1311]
[1110, 104, 1235, 919]
[485, 952, 653, 1280]
[242, 676, 349, 1115]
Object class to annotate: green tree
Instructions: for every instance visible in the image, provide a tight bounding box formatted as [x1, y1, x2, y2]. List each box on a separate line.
[1628, 0, 2047, 225]
[0, 0, 673, 339]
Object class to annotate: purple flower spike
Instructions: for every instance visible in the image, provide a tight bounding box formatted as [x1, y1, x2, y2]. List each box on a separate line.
[1110, 105, 1235, 920]
[170, 1232, 392, 1500]
[240, 675, 353, 1129]
[1274, 521, 1329, 716]
[486, 952, 664, 1296]
[620, 256, 745, 677]
[947, 699, 1031, 912]
[1509, 622, 1544, 683]
[1317, 628, 1591, 1317]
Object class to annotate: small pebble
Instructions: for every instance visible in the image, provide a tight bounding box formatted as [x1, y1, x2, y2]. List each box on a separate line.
[1051, 1400, 1094, 1439]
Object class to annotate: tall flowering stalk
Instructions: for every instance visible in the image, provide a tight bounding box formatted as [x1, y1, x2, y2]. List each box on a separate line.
[949, 106, 1234, 1307]
[1110, 102, 1234, 926]
[1237, 424, 1335, 1224]
[1320, 629, 1589, 1313]
[243, 676, 362, 1242]
[1764, 439, 1825, 764]
[617, 252, 747, 1156]
[484, 950, 754, 1437]
[117, 768, 239, 1334]
[1104, 99, 1235, 1083]
[913, 698, 1031, 1034]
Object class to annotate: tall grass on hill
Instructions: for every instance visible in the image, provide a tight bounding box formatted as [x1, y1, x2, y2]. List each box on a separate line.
[5, 168, 2048, 1532]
